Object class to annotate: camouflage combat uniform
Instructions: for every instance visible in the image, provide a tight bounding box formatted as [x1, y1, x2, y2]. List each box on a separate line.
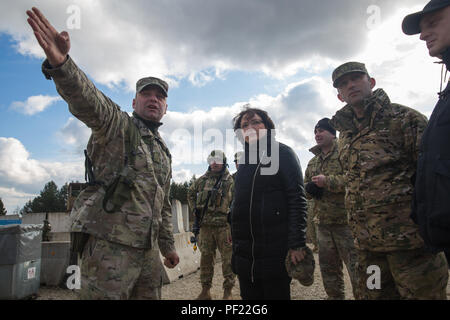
[187, 168, 235, 291]
[305, 199, 317, 250]
[305, 139, 359, 299]
[330, 88, 448, 299]
[42, 56, 176, 299]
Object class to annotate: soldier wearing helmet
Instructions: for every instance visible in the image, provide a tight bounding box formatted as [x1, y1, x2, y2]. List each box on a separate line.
[187, 150, 235, 300]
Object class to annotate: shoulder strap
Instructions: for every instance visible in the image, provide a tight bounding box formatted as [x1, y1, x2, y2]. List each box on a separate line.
[124, 114, 141, 167]
[102, 115, 141, 213]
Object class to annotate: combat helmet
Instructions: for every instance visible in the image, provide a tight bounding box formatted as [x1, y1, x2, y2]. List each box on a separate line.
[285, 246, 315, 286]
[207, 150, 227, 165]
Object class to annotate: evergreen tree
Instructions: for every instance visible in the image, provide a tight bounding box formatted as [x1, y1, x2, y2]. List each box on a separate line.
[21, 181, 68, 214]
[0, 197, 7, 216]
[169, 175, 196, 203]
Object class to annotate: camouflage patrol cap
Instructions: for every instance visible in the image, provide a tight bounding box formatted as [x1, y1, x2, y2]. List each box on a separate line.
[332, 62, 370, 88]
[207, 150, 227, 164]
[285, 246, 315, 286]
[136, 77, 168, 97]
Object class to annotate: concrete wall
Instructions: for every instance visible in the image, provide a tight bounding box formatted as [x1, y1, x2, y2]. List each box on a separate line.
[22, 212, 71, 242]
[0, 214, 21, 221]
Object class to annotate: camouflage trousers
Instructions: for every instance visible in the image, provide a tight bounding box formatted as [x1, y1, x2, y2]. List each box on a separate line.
[306, 210, 318, 249]
[198, 225, 235, 290]
[356, 248, 449, 300]
[317, 224, 359, 300]
[78, 236, 163, 300]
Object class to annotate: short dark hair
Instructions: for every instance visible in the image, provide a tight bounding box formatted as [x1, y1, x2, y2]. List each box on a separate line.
[232, 106, 275, 131]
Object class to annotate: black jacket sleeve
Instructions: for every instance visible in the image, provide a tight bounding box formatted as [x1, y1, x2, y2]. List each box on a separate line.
[279, 144, 308, 249]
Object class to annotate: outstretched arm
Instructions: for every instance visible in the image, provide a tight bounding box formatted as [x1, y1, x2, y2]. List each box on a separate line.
[26, 7, 69, 67]
[27, 7, 123, 133]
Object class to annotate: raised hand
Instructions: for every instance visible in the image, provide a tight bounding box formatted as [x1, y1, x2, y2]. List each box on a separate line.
[26, 7, 70, 67]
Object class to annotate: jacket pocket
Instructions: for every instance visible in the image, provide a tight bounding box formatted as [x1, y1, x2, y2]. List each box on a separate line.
[152, 185, 165, 219]
[262, 191, 287, 225]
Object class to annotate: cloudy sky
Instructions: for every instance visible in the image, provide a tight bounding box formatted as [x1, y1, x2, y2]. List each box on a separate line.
[0, 0, 441, 214]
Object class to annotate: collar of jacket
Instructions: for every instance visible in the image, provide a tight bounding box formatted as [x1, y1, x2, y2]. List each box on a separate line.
[309, 139, 338, 158]
[131, 112, 172, 160]
[330, 88, 390, 134]
[132, 111, 162, 134]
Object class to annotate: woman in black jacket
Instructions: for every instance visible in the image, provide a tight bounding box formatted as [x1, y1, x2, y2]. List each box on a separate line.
[230, 107, 308, 300]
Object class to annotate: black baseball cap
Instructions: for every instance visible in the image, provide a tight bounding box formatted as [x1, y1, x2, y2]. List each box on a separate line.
[402, 0, 450, 35]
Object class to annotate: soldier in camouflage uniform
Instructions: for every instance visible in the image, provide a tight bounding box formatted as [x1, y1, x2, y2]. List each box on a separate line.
[27, 7, 179, 300]
[188, 150, 235, 300]
[305, 118, 359, 300]
[330, 61, 448, 299]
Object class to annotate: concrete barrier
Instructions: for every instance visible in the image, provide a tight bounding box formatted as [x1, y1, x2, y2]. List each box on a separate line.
[160, 232, 200, 284]
[160, 200, 201, 284]
[182, 204, 190, 232]
[22, 212, 71, 242]
[21, 213, 46, 225]
[171, 200, 185, 234]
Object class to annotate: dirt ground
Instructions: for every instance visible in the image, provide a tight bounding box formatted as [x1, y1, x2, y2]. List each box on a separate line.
[35, 252, 450, 300]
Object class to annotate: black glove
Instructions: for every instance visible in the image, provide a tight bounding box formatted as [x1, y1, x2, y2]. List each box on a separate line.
[305, 182, 324, 200]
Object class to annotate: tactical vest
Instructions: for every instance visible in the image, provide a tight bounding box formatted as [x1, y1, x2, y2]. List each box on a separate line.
[70, 113, 172, 249]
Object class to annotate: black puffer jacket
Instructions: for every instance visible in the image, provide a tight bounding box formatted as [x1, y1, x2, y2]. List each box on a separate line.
[231, 135, 307, 281]
[412, 48, 450, 252]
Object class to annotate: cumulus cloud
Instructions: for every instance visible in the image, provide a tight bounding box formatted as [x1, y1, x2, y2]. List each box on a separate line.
[0, 0, 426, 91]
[10, 95, 62, 115]
[0, 137, 84, 212]
[353, 6, 440, 118]
[56, 117, 91, 155]
[1, 0, 441, 210]
[160, 76, 336, 177]
[172, 168, 194, 184]
[0, 187, 37, 214]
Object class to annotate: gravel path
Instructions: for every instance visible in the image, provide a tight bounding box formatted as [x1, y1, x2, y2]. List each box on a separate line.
[36, 251, 450, 300]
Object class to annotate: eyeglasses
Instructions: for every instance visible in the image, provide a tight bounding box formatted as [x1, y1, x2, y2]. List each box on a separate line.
[241, 119, 264, 129]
